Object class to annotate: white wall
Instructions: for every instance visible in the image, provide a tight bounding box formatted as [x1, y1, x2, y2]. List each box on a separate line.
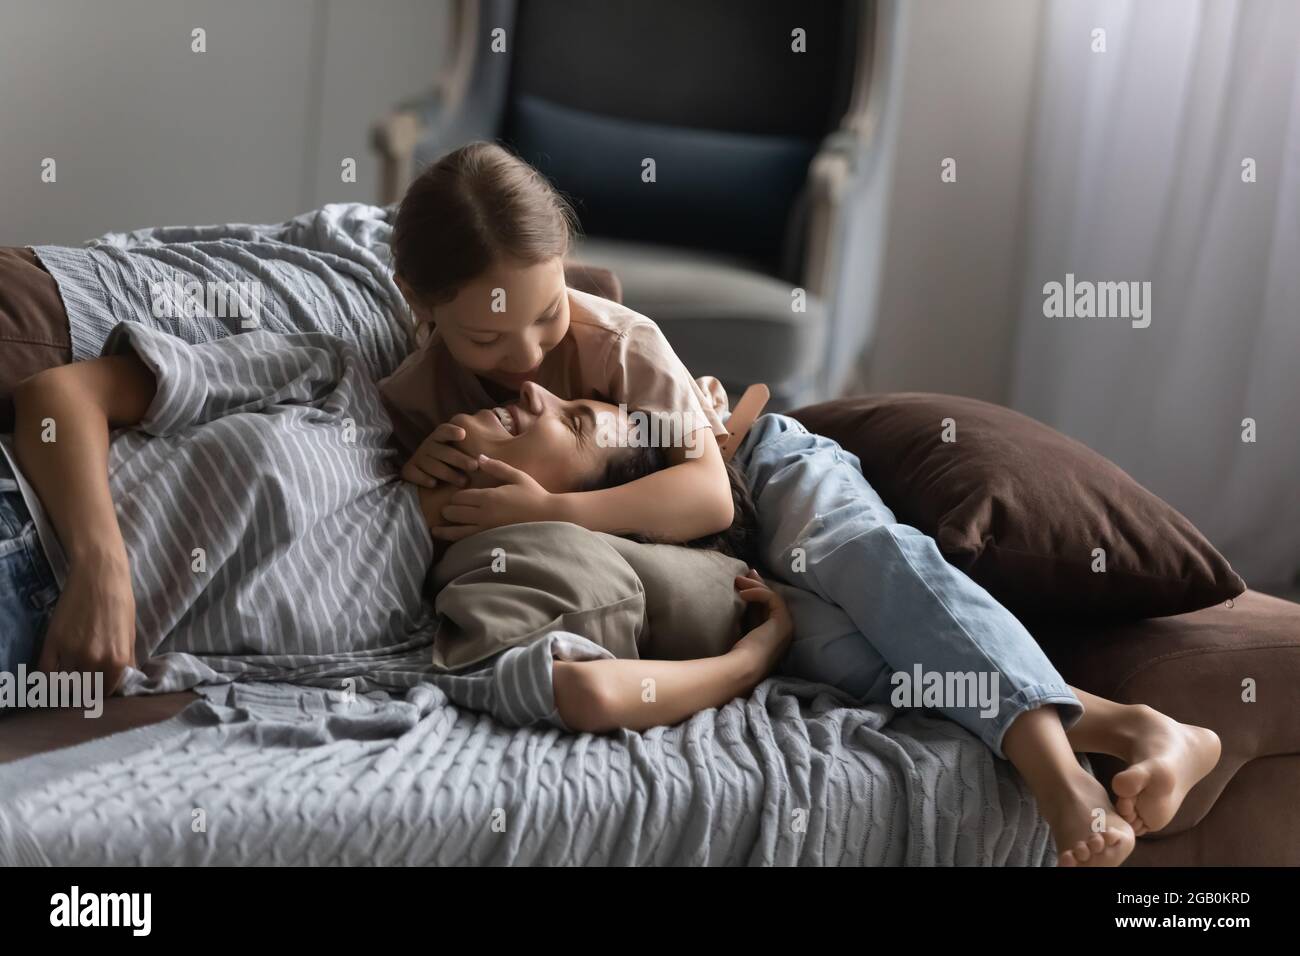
[312, 1, 454, 207]
[0, 0, 449, 246]
[858, 0, 1044, 404]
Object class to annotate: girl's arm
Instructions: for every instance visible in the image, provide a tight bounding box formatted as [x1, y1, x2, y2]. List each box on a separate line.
[12, 356, 157, 689]
[583, 320, 734, 540]
[558, 427, 733, 540]
[433, 429, 734, 543]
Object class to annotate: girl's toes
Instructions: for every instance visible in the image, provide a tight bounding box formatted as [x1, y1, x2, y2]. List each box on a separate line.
[1073, 840, 1093, 863]
[1112, 764, 1150, 800]
[1087, 833, 1106, 854]
[1116, 796, 1137, 821]
[1059, 850, 1078, 867]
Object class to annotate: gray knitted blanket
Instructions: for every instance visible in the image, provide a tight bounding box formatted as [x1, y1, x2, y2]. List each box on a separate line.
[0, 678, 1055, 866]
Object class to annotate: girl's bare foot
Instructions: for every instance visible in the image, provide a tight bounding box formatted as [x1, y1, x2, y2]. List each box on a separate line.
[1110, 705, 1222, 835]
[1039, 770, 1136, 867]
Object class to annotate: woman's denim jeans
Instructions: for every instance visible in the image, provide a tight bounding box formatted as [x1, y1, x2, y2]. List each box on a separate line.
[733, 414, 1082, 758]
[0, 477, 58, 677]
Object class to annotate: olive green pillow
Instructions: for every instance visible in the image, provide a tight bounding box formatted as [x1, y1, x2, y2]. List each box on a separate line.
[432, 521, 746, 670]
[597, 533, 747, 660]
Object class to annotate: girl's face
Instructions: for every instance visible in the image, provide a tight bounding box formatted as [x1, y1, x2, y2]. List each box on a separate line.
[399, 255, 570, 391]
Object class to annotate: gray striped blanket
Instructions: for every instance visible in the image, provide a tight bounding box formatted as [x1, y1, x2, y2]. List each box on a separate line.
[34, 202, 411, 380]
[93, 323, 438, 696]
[85, 324, 618, 726]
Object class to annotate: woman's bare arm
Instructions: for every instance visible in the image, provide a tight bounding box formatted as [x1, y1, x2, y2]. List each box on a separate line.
[12, 355, 157, 690]
[553, 649, 765, 733]
[553, 571, 792, 733]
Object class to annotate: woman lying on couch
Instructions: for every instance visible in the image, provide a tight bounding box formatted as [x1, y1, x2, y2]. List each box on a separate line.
[1, 326, 1219, 867]
[415, 380, 1223, 867]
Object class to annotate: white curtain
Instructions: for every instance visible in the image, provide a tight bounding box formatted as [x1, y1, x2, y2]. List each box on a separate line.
[1010, 0, 1300, 588]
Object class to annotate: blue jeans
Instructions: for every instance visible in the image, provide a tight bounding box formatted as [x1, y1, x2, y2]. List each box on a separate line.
[0, 479, 59, 676]
[733, 414, 1082, 758]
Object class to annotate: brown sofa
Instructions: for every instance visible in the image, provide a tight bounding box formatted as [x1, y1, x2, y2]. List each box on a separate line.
[2, 251, 1296, 865]
[1034, 589, 1300, 865]
[5, 591, 1297, 866]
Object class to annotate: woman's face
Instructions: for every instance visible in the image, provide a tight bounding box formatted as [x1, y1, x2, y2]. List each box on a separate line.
[399, 255, 571, 391]
[447, 381, 626, 493]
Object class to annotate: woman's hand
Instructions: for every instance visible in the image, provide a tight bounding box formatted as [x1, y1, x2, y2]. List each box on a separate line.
[36, 550, 137, 694]
[431, 455, 565, 541]
[401, 421, 479, 488]
[731, 569, 794, 679]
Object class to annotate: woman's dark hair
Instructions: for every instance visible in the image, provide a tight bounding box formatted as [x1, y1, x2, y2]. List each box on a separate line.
[582, 444, 762, 569]
[391, 141, 580, 327]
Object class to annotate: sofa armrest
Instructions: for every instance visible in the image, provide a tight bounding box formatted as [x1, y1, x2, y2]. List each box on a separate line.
[1034, 590, 1300, 835]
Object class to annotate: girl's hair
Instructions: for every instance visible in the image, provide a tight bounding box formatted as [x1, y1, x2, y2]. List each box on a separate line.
[392, 141, 580, 317]
[583, 444, 762, 569]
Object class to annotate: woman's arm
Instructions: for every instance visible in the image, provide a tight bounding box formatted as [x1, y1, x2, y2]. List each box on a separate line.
[12, 355, 157, 690]
[553, 571, 792, 733]
[554, 647, 763, 733]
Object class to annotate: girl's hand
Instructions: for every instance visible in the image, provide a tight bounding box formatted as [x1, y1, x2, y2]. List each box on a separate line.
[432, 455, 563, 541]
[401, 421, 478, 489]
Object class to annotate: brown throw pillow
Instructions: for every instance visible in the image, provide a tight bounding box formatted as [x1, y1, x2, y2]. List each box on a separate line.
[791, 393, 1246, 620]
